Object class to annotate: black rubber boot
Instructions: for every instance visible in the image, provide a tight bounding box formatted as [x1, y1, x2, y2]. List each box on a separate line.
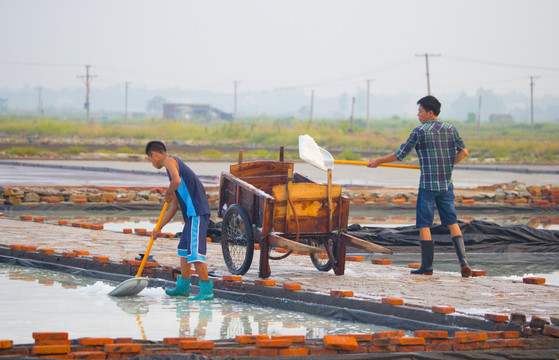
[411, 240, 434, 275]
[452, 236, 471, 278]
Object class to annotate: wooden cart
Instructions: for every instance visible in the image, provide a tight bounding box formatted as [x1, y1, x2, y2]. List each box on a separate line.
[218, 148, 393, 279]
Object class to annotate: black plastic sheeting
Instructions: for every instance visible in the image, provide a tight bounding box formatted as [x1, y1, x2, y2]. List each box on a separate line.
[348, 220, 559, 253]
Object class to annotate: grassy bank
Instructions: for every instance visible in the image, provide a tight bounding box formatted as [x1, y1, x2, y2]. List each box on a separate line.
[1, 115, 558, 163]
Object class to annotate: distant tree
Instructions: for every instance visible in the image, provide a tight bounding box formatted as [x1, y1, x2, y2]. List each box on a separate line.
[146, 96, 166, 116]
[0, 98, 8, 113]
[465, 112, 477, 123]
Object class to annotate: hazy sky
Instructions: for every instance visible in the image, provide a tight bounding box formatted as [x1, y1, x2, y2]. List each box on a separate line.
[1, 0, 559, 98]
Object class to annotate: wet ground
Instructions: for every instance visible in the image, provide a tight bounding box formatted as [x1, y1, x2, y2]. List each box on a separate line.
[2, 217, 558, 324]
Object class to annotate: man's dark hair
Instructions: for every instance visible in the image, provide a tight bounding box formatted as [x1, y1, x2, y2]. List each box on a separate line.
[145, 140, 166, 155]
[417, 95, 441, 116]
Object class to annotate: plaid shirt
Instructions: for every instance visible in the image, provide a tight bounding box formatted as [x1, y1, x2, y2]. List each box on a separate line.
[395, 120, 466, 191]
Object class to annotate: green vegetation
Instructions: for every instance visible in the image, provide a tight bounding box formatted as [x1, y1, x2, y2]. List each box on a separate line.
[1, 115, 558, 163]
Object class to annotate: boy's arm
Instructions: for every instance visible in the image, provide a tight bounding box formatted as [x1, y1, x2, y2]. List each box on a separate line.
[454, 148, 469, 165]
[163, 156, 181, 204]
[153, 195, 179, 239]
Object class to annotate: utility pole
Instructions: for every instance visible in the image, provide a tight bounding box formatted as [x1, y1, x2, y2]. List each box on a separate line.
[233, 80, 241, 122]
[366, 79, 374, 132]
[35, 86, 44, 116]
[348, 96, 355, 133]
[124, 81, 132, 121]
[477, 95, 482, 135]
[530, 76, 538, 131]
[309, 89, 314, 126]
[415, 53, 440, 95]
[77, 65, 97, 126]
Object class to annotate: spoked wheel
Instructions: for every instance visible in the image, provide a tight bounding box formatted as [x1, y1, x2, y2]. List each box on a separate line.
[308, 236, 338, 272]
[221, 205, 254, 275]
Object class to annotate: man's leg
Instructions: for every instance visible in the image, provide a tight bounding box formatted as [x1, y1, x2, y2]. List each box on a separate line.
[166, 256, 191, 296]
[411, 227, 434, 275]
[448, 223, 471, 278]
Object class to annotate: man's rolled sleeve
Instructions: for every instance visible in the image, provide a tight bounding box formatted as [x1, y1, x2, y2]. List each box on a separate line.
[395, 131, 418, 161]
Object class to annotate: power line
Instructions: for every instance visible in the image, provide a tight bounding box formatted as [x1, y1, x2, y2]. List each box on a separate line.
[444, 55, 559, 72]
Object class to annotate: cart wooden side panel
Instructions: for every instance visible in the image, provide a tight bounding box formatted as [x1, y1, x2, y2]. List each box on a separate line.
[271, 183, 345, 234]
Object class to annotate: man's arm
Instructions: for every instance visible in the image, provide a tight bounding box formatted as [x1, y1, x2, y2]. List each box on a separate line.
[163, 156, 181, 204]
[454, 148, 468, 165]
[368, 152, 398, 168]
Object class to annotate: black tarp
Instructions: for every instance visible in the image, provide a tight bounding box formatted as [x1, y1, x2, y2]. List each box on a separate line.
[348, 220, 559, 253]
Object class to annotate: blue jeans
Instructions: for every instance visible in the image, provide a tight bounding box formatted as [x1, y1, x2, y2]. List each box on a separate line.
[416, 184, 457, 228]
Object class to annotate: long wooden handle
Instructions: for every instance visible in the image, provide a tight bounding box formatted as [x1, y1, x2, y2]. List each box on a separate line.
[136, 202, 168, 277]
[334, 160, 420, 170]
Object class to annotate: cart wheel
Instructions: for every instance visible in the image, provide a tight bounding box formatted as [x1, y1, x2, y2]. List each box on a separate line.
[221, 205, 254, 275]
[308, 237, 338, 272]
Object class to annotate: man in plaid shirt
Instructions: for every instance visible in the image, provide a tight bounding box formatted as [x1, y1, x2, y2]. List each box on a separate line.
[368, 95, 471, 277]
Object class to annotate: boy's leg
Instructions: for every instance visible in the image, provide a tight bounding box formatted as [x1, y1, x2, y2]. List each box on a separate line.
[186, 214, 214, 300]
[165, 255, 191, 296]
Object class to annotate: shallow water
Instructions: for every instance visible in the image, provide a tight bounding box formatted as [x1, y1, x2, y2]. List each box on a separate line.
[0, 264, 406, 345]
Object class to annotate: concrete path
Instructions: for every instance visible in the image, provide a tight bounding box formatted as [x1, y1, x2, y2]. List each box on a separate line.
[2, 216, 558, 323]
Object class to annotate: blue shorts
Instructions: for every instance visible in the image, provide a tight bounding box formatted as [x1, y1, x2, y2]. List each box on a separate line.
[416, 184, 457, 228]
[178, 214, 209, 263]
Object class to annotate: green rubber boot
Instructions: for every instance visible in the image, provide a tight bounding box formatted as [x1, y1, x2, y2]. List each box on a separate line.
[189, 280, 214, 301]
[165, 276, 190, 296]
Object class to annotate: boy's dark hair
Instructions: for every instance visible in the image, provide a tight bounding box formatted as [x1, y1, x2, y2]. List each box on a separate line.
[145, 141, 166, 155]
[417, 95, 441, 116]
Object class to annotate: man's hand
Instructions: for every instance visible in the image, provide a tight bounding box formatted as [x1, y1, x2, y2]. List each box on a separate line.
[368, 158, 383, 168]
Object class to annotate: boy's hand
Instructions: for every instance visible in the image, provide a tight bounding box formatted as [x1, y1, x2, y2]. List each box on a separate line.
[164, 189, 174, 204]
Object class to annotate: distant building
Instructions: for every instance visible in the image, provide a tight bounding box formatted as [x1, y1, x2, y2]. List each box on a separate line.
[163, 103, 232, 121]
[489, 113, 514, 123]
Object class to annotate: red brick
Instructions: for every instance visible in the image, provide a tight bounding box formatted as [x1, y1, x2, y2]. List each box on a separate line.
[31, 345, 71, 355]
[216, 348, 249, 357]
[123, 228, 132, 234]
[371, 258, 391, 265]
[507, 339, 532, 348]
[72, 351, 108, 359]
[271, 335, 305, 343]
[58, 220, 68, 225]
[0, 340, 13, 349]
[248, 348, 279, 357]
[32, 332, 68, 341]
[222, 275, 242, 282]
[431, 305, 455, 314]
[471, 270, 486, 277]
[396, 345, 426, 352]
[20, 215, 33, 221]
[22, 245, 37, 252]
[38, 248, 55, 254]
[93, 256, 109, 262]
[345, 333, 373, 342]
[78, 338, 114, 346]
[323, 335, 358, 351]
[308, 347, 339, 355]
[381, 297, 403, 305]
[235, 335, 269, 344]
[346, 255, 365, 262]
[162, 337, 197, 345]
[254, 279, 276, 286]
[279, 348, 309, 356]
[414, 330, 448, 339]
[62, 251, 78, 258]
[256, 339, 292, 348]
[35, 339, 71, 346]
[485, 313, 509, 322]
[330, 290, 354, 297]
[178, 340, 214, 350]
[104, 343, 142, 353]
[480, 339, 507, 349]
[283, 283, 301, 291]
[408, 263, 421, 269]
[390, 337, 425, 345]
[425, 343, 453, 351]
[511, 313, 527, 323]
[368, 345, 396, 353]
[453, 332, 488, 343]
[34, 217, 45, 222]
[453, 342, 481, 351]
[523, 277, 546, 285]
[543, 325, 559, 338]
[372, 330, 405, 339]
